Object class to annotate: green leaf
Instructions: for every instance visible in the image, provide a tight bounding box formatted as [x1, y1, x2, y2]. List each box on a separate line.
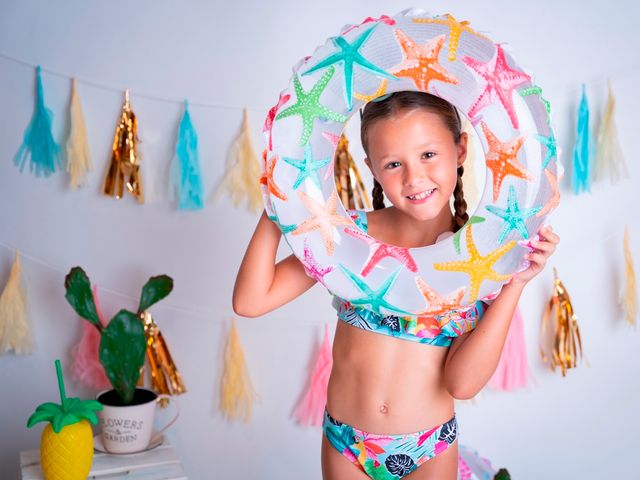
[138, 275, 173, 313]
[64, 267, 101, 328]
[99, 309, 147, 404]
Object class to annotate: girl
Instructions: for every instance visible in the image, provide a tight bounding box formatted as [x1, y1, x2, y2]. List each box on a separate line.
[233, 91, 559, 480]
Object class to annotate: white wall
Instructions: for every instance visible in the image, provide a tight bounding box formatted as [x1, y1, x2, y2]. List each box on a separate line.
[1, 0, 639, 478]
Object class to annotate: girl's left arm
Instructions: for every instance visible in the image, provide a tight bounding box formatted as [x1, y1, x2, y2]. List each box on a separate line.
[443, 226, 560, 399]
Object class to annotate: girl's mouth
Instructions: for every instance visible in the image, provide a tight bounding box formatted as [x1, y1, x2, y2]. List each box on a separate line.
[406, 188, 436, 201]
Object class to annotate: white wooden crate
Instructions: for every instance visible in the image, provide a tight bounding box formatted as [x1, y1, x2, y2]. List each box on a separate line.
[20, 440, 187, 479]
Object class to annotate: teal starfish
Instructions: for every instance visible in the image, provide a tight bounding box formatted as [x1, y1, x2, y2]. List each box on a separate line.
[485, 185, 541, 244]
[282, 144, 331, 190]
[267, 214, 297, 234]
[535, 131, 558, 169]
[302, 26, 396, 111]
[453, 216, 485, 254]
[276, 66, 348, 146]
[338, 265, 410, 316]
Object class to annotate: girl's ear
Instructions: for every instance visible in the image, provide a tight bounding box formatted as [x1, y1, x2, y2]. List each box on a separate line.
[456, 132, 468, 167]
[364, 157, 377, 181]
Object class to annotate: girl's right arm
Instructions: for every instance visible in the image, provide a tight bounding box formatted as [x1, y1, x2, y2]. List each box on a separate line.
[232, 210, 317, 317]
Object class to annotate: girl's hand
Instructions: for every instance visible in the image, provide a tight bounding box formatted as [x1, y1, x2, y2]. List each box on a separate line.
[510, 225, 560, 286]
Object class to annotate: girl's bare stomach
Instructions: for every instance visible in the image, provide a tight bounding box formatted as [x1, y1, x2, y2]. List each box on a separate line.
[326, 320, 455, 435]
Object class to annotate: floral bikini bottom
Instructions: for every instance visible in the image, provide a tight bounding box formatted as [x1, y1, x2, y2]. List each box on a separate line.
[323, 409, 458, 479]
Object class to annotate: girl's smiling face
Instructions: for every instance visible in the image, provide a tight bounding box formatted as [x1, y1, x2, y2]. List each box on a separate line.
[364, 108, 467, 223]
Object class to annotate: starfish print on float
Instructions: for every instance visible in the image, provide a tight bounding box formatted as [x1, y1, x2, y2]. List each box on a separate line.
[485, 184, 542, 244]
[343, 227, 418, 277]
[355, 79, 388, 103]
[260, 151, 287, 201]
[462, 44, 531, 128]
[338, 265, 410, 316]
[536, 168, 560, 217]
[434, 225, 516, 302]
[282, 144, 331, 190]
[302, 25, 396, 111]
[292, 189, 353, 256]
[276, 66, 348, 147]
[535, 131, 558, 169]
[412, 13, 489, 61]
[300, 239, 335, 283]
[481, 122, 533, 202]
[263, 92, 290, 151]
[391, 30, 459, 92]
[415, 277, 466, 316]
[321, 131, 341, 180]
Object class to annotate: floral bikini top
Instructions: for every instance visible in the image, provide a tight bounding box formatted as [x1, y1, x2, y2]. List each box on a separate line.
[333, 210, 489, 348]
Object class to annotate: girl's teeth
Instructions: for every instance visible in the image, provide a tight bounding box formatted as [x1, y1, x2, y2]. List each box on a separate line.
[408, 189, 434, 200]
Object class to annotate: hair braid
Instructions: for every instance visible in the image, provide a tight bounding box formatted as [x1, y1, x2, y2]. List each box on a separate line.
[372, 179, 385, 210]
[453, 166, 468, 231]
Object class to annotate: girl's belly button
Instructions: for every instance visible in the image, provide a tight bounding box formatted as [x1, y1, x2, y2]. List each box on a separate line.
[379, 403, 389, 414]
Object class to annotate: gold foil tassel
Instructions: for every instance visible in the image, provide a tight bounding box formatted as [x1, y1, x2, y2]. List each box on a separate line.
[103, 89, 144, 203]
[140, 311, 186, 407]
[622, 226, 638, 327]
[220, 318, 255, 423]
[334, 133, 371, 210]
[540, 268, 584, 376]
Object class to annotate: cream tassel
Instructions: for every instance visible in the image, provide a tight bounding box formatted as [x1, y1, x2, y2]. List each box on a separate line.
[595, 80, 628, 184]
[621, 226, 638, 327]
[66, 78, 93, 189]
[215, 109, 262, 213]
[220, 318, 255, 422]
[0, 252, 32, 355]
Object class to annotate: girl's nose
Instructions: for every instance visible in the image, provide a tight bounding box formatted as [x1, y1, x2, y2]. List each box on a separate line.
[403, 163, 426, 187]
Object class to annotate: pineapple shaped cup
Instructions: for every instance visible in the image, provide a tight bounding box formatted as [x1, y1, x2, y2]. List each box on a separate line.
[27, 359, 103, 480]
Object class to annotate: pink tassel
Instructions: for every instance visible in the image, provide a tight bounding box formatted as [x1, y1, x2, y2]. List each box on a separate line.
[69, 285, 110, 389]
[294, 324, 333, 427]
[488, 306, 529, 391]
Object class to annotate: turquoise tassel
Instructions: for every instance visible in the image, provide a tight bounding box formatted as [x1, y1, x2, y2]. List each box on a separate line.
[571, 84, 592, 194]
[170, 100, 204, 210]
[14, 66, 62, 177]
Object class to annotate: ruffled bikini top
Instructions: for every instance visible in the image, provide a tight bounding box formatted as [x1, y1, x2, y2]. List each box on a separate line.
[333, 210, 489, 348]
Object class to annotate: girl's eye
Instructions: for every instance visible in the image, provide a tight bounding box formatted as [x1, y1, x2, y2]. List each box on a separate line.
[421, 151, 436, 159]
[385, 161, 401, 169]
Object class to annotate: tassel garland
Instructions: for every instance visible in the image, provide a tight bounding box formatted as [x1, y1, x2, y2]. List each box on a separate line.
[488, 306, 529, 391]
[571, 84, 592, 194]
[334, 133, 371, 211]
[595, 80, 628, 184]
[622, 226, 638, 327]
[215, 108, 262, 213]
[170, 100, 204, 210]
[540, 268, 584, 376]
[0, 252, 32, 355]
[220, 318, 255, 422]
[293, 324, 333, 426]
[66, 78, 93, 189]
[14, 66, 62, 178]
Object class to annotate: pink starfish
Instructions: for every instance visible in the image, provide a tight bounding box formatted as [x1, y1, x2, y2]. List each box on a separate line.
[462, 44, 531, 128]
[341, 15, 396, 35]
[536, 168, 560, 217]
[344, 227, 418, 276]
[263, 92, 291, 150]
[301, 240, 335, 283]
[293, 189, 353, 256]
[322, 131, 341, 180]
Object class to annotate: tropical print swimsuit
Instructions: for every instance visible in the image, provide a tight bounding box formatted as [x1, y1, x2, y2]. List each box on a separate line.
[324, 210, 489, 479]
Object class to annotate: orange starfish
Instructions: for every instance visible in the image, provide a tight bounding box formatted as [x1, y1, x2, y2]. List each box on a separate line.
[536, 168, 560, 217]
[481, 122, 532, 202]
[415, 277, 466, 316]
[391, 30, 459, 92]
[434, 225, 516, 302]
[260, 150, 287, 201]
[292, 189, 353, 256]
[412, 13, 489, 61]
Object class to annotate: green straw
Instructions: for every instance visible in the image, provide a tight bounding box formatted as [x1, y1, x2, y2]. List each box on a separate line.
[55, 359, 67, 410]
